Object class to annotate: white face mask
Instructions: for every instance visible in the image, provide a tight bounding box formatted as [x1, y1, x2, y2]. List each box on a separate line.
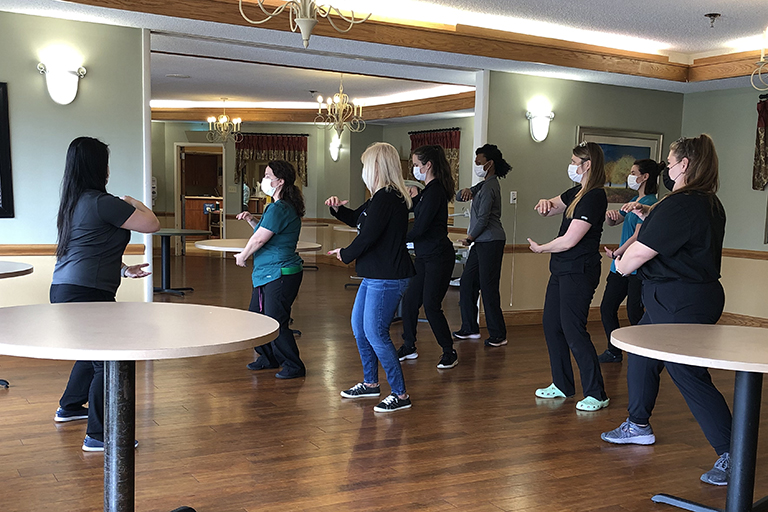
[260, 176, 277, 197]
[474, 163, 488, 178]
[412, 166, 427, 181]
[627, 174, 642, 191]
[567, 164, 582, 183]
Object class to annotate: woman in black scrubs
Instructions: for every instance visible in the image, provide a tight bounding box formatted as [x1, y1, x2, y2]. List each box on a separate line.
[396, 144, 457, 369]
[601, 134, 733, 486]
[528, 141, 609, 412]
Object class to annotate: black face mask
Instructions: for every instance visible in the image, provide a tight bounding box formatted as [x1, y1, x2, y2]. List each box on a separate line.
[661, 167, 676, 191]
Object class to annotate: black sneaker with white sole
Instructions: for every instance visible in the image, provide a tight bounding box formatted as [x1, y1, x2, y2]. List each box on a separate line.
[340, 382, 381, 399]
[373, 393, 412, 412]
[397, 344, 418, 361]
[437, 350, 458, 369]
[484, 337, 508, 347]
[452, 329, 481, 340]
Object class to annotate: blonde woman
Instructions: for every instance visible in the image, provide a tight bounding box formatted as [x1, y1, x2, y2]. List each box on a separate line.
[528, 141, 609, 412]
[327, 142, 415, 412]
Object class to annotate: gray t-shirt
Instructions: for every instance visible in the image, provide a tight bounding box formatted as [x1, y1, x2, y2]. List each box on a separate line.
[52, 190, 136, 294]
[459, 175, 506, 242]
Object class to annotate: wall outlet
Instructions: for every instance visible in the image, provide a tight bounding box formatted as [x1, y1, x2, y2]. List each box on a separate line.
[227, 185, 237, 193]
[510, 191, 517, 204]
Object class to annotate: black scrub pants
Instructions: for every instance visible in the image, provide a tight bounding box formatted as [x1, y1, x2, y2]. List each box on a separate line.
[401, 250, 455, 354]
[459, 240, 507, 339]
[52, 283, 115, 442]
[600, 271, 644, 355]
[542, 264, 607, 400]
[627, 280, 732, 455]
[249, 272, 306, 377]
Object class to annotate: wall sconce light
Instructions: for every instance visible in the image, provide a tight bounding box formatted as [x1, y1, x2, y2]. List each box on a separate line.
[329, 132, 341, 161]
[37, 45, 86, 105]
[525, 96, 555, 142]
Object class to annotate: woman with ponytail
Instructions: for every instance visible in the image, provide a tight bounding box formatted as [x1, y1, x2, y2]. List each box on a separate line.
[396, 144, 458, 369]
[597, 159, 664, 363]
[602, 134, 733, 487]
[528, 141, 610, 412]
[452, 143, 510, 347]
[235, 160, 306, 379]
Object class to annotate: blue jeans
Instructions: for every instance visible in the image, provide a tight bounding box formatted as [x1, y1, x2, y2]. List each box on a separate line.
[351, 277, 410, 396]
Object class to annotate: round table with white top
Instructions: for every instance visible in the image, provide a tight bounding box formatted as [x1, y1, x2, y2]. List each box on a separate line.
[0, 302, 278, 512]
[194, 239, 321, 253]
[0, 261, 34, 388]
[612, 324, 768, 512]
[151, 228, 212, 296]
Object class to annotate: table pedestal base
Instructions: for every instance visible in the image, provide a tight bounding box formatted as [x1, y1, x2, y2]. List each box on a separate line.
[0, 378, 8, 388]
[650, 371, 765, 512]
[154, 235, 194, 297]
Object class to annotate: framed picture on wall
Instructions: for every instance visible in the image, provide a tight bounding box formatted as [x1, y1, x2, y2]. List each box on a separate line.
[0, 82, 14, 218]
[577, 126, 663, 205]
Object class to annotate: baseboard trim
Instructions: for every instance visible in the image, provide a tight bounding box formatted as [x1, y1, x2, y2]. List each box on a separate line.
[718, 312, 768, 328]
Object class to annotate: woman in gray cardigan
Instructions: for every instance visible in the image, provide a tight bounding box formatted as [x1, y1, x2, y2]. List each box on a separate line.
[452, 144, 510, 347]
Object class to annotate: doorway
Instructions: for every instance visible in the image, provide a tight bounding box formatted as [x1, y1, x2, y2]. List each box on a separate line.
[173, 143, 226, 255]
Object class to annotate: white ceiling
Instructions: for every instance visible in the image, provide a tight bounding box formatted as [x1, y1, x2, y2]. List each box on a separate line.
[2, 0, 767, 119]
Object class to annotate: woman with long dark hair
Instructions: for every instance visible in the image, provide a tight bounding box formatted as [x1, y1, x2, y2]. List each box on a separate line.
[528, 141, 609, 412]
[235, 160, 306, 379]
[52, 137, 159, 451]
[602, 134, 733, 486]
[452, 143, 511, 347]
[327, 142, 415, 412]
[396, 144, 458, 369]
[598, 159, 664, 363]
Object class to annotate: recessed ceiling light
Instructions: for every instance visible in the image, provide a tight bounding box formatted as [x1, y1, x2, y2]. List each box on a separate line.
[165, 74, 191, 79]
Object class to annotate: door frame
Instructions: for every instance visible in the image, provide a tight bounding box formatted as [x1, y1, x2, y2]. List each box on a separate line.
[173, 142, 226, 255]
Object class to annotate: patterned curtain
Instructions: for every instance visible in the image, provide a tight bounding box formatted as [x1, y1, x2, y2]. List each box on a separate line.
[236, 134, 309, 186]
[754, 98, 768, 190]
[409, 128, 461, 186]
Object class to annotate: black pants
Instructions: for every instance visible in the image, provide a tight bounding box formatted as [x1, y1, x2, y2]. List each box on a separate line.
[248, 272, 305, 375]
[52, 283, 115, 442]
[627, 280, 732, 455]
[542, 265, 606, 400]
[401, 250, 455, 354]
[600, 271, 644, 355]
[459, 240, 507, 339]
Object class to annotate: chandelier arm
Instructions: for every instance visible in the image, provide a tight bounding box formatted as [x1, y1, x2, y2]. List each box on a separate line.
[320, 6, 371, 33]
[239, 0, 293, 25]
[752, 62, 768, 92]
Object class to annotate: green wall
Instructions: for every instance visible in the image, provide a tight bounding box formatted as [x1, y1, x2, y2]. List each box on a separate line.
[0, 11, 145, 244]
[487, 71, 685, 246]
[682, 87, 764, 250]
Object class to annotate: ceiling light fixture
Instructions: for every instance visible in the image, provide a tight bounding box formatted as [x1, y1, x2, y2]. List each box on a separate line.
[704, 13, 721, 28]
[238, 0, 370, 48]
[206, 98, 243, 143]
[752, 27, 768, 92]
[315, 75, 365, 138]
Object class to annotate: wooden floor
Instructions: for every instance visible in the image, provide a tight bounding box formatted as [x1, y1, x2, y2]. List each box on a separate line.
[1, 254, 767, 511]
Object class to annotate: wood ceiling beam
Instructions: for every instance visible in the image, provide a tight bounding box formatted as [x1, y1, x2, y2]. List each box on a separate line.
[151, 91, 476, 123]
[66, 0, 696, 82]
[688, 50, 763, 82]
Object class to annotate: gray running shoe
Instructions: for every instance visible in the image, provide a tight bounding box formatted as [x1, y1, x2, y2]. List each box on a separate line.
[601, 419, 656, 445]
[700, 452, 729, 486]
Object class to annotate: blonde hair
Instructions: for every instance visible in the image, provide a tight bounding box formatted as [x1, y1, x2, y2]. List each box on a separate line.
[566, 141, 606, 218]
[361, 142, 412, 209]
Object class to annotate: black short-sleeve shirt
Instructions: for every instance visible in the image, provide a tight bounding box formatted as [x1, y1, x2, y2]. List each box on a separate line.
[549, 185, 607, 275]
[637, 192, 725, 283]
[52, 190, 136, 294]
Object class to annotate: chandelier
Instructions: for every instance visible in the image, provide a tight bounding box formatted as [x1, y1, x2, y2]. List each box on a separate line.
[314, 76, 365, 137]
[206, 98, 243, 143]
[238, 0, 370, 48]
[751, 28, 768, 91]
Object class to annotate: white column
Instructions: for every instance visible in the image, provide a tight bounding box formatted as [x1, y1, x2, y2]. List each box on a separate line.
[472, 70, 490, 186]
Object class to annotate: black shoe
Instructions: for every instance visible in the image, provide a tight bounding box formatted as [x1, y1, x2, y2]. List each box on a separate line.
[437, 350, 458, 369]
[452, 329, 481, 340]
[275, 369, 305, 379]
[373, 393, 412, 412]
[397, 344, 418, 361]
[484, 337, 508, 347]
[598, 350, 623, 363]
[247, 355, 279, 371]
[340, 382, 381, 399]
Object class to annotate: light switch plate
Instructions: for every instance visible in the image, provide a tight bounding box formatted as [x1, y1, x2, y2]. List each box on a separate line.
[227, 185, 237, 193]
